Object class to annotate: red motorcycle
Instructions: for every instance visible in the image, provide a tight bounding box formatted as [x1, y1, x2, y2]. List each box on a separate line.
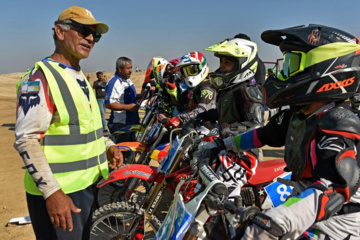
[90, 125, 289, 239]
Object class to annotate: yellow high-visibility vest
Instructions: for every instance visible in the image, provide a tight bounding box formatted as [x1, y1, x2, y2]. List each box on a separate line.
[24, 60, 108, 195]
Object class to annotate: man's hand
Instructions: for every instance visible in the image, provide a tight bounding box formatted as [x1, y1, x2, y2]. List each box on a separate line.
[127, 103, 140, 112]
[107, 145, 123, 169]
[46, 189, 81, 231]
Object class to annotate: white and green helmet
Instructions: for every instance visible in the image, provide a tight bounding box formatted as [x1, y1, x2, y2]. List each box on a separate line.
[204, 37, 259, 90]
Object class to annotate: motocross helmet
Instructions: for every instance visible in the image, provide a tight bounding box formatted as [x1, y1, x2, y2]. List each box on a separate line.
[169, 58, 180, 68]
[204, 35, 259, 90]
[261, 24, 360, 108]
[152, 57, 170, 90]
[144, 56, 162, 83]
[176, 52, 209, 88]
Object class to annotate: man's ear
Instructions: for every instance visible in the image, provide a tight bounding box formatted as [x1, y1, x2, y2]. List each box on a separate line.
[54, 24, 66, 41]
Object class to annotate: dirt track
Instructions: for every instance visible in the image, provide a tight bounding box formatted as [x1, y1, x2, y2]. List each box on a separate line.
[0, 71, 283, 239]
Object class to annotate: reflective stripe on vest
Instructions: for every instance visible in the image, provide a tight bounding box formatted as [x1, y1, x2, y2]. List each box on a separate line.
[24, 60, 108, 195]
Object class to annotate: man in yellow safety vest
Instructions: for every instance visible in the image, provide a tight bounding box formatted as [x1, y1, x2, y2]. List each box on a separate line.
[14, 6, 123, 239]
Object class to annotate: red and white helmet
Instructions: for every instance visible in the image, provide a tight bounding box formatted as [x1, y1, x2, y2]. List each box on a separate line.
[176, 52, 209, 88]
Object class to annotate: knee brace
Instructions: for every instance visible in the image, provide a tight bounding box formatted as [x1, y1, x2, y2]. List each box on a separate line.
[316, 187, 345, 222]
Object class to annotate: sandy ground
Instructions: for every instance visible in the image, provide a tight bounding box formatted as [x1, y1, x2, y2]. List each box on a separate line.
[0, 71, 283, 239]
[0, 71, 145, 240]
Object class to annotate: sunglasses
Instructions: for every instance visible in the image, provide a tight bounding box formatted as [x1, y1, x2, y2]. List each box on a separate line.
[68, 22, 102, 43]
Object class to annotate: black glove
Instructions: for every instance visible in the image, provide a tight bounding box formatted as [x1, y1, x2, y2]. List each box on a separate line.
[210, 137, 226, 157]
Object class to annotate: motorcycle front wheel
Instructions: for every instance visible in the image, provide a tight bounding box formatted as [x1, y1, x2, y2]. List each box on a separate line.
[90, 201, 161, 240]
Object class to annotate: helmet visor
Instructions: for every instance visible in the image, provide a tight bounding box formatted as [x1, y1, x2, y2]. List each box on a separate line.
[181, 64, 201, 78]
[281, 51, 306, 80]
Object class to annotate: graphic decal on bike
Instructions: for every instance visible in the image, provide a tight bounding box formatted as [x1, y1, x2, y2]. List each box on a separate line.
[154, 195, 194, 240]
[123, 170, 153, 179]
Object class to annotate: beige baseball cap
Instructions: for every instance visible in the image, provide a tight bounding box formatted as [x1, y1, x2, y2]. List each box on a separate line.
[57, 6, 109, 34]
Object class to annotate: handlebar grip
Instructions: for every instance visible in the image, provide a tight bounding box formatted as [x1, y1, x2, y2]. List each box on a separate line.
[199, 163, 229, 196]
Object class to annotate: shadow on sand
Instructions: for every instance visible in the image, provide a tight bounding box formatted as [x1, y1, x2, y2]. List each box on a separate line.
[2, 123, 15, 131]
[262, 149, 284, 159]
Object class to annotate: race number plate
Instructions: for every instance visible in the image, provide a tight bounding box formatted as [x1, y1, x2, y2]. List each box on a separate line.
[264, 172, 293, 207]
[154, 195, 195, 240]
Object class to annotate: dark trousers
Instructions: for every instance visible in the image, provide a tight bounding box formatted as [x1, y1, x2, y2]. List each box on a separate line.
[108, 123, 137, 143]
[26, 184, 95, 240]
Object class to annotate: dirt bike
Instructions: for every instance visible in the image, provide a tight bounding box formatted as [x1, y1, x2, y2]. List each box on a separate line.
[90, 124, 292, 239]
[90, 125, 198, 239]
[154, 147, 293, 240]
[95, 92, 173, 208]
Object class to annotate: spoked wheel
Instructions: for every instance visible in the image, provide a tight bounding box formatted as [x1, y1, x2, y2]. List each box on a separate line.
[90, 201, 161, 240]
[95, 179, 151, 208]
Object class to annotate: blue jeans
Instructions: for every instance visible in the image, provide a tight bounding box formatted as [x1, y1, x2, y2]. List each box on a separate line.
[26, 184, 95, 240]
[97, 98, 107, 130]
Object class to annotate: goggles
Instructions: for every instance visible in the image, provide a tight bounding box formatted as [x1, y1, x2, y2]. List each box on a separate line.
[279, 51, 306, 80]
[68, 22, 102, 43]
[181, 64, 201, 78]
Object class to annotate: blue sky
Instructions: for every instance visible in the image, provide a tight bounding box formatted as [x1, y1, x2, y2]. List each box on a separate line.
[1, 0, 360, 74]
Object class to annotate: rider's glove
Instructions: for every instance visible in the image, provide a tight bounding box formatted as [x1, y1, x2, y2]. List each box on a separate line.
[165, 75, 178, 99]
[191, 148, 213, 171]
[199, 137, 226, 156]
[165, 77, 176, 90]
[209, 137, 226, 157]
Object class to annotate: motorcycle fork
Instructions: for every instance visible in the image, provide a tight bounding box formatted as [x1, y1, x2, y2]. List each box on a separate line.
[124, 126, 168, 200]
[183, 205, 210, 240]
[128, 136, 191, 236]
[144, 140, 190, 221]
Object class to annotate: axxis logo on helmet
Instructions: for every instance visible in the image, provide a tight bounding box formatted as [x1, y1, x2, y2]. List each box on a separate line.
[316, 77, 355, 93]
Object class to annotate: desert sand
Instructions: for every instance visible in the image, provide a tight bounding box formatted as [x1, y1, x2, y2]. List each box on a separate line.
[0, 71, 283, 239]
[0, 71, 145, 240]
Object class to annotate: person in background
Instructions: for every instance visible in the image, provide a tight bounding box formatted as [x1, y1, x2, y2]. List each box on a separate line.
[267, 68, 274, 77]
[93, 71, 108, 132]
[105, 57, 141, 143]
[14, 6, 122, 239]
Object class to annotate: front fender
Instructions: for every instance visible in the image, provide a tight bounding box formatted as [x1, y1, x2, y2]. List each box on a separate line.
[97, 164, 164, 188]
